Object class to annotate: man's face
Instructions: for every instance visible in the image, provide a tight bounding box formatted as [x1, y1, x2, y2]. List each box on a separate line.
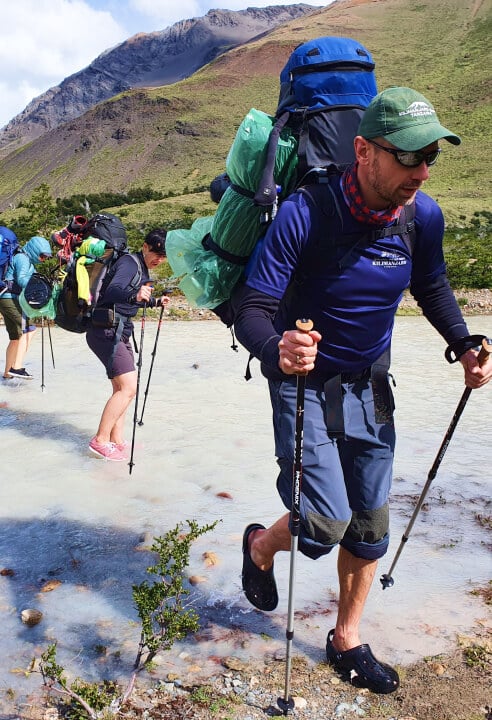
[364, 138, 439, 208]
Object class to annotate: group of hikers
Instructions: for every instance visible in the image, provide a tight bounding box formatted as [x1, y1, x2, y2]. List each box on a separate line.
[0, 221, 170, 464]
[1, 80, 491, 697]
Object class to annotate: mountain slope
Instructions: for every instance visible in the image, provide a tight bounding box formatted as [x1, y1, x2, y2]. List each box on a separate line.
[0, 0, 490, 219]
[0, 4, 314, 154]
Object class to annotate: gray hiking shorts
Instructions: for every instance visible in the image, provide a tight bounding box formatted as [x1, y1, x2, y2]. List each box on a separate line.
[86, 326, 135, 379]
[268, 373, 396, 561]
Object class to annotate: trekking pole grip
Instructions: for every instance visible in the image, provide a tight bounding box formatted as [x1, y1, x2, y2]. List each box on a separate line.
[296, 318, 314, 334]
[295, 318, 314, 377]
[477, 338, 492, 366]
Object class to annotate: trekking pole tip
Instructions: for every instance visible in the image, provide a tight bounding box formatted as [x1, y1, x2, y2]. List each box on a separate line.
[380, 573, 394, 590]
[277, 696, 295, 715]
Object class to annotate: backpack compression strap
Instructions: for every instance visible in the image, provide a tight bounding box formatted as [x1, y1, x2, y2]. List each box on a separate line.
[253, 111, 291, 210]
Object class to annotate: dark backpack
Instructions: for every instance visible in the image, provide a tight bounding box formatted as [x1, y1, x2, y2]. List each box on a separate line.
[166, 36, 379, 326]
[19, 272, 59, 320]
[0, 226, 20, 284]
[81, 213, 127, 251]
[23, 273, 53, 309]
[54, 213, 130, 333]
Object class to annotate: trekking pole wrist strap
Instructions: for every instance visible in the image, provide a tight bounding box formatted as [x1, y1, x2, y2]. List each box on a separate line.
[445, 334, 488, 363]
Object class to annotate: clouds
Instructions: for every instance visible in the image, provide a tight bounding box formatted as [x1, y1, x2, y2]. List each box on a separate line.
[0, 0, 128, 128]
[128, 0, 327, 29]
[0, 0, 329, 129]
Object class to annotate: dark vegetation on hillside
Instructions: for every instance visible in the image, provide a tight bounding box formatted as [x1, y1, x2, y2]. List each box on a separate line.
[4, 183, 491, 291]
[0, 0, 490, 222]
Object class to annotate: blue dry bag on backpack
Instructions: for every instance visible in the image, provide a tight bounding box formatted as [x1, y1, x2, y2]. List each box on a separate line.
[254, 36, 377, 208]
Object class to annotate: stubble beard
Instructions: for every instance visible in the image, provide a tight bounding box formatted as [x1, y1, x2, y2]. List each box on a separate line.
[368, 155, 418, 209]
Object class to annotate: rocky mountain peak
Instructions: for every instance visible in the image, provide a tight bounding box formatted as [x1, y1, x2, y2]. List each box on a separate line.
[0, 4, 316, 154]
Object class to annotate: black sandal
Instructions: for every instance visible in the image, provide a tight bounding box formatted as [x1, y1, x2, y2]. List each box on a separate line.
[326, 629, 399, 694]
[241, 523, 278, 611]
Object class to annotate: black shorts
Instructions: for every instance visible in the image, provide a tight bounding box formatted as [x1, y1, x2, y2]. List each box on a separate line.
[86, 326, 135, 379]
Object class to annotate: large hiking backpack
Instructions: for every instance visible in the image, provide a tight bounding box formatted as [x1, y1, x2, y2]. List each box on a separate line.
[166, 36, 378, 322]
[54, 213, 129, 333]
[0, 226, 20, 286]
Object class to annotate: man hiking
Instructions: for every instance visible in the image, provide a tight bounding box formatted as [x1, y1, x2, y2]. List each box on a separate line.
[234, 87, 492, 693]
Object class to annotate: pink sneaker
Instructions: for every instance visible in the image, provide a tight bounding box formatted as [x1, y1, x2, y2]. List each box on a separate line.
[114, 441, 129, 458]
[89, 437, 126, 462]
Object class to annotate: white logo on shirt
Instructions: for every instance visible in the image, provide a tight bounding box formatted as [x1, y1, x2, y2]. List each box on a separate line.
[373, 251, 407, 268]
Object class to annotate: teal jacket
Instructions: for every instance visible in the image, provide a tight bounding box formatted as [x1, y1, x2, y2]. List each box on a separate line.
[3, 236, 52, 299]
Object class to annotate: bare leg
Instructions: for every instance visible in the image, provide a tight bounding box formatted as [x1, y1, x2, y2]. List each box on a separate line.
[109, 408, 127, 446]
[4, 339, 20, 375]
[94, 371, 137, 445]
[332, 546, 377, 651]
[22, 328, 36, 354]
[248, 512, 292, 570]
[14, 329, 35, 368]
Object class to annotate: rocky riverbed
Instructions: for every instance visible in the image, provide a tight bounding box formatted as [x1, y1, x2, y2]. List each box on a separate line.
[13, 615, 492, 720]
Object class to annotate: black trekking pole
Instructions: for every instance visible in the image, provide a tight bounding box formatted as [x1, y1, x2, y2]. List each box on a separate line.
[41, 316, 45, 391]
[278, 318, 314, 716]
[381, 338, 492, 590]
[47, 319, 55, 369]
[128, 304, 147, 474]
[138, 302, 165, 426]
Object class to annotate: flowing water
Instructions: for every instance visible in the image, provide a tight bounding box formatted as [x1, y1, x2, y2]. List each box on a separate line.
[0, 316, 490, 709]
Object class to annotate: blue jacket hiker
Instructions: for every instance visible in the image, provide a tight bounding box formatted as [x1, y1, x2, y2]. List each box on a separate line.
[234, 87, 492, 694]
[86, 228, 170, 462]
[0, 233, 52, 380]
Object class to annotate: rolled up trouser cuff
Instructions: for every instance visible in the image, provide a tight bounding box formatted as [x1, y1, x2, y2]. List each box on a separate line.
[340, 532, 390, 560]
[296, 531, 339, 559]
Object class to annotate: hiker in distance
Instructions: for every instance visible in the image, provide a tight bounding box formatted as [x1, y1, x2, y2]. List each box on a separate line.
[0, 231, 53, 380]
[87, 228, 170, 462]
[234, 87, 492, 694]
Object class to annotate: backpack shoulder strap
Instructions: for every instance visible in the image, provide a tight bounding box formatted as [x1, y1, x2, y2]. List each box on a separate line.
[377, 201, 416, 256]
[297, 180, 363, 271]
[297, 179, 344, 227]
[96, 251, 143, 306]
[127, 252, 143, 290]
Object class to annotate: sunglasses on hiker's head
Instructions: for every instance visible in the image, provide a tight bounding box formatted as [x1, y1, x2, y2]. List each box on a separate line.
[367, 139, 441, 168]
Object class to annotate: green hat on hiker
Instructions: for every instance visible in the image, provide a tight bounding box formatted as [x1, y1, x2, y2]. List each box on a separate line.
[359, 87, 461, 151]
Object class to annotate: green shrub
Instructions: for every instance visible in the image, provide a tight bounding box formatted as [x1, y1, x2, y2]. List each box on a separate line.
[444, 212, 492, 289]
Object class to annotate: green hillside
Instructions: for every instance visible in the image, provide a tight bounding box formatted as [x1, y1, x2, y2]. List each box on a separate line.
[0, 0, 490, 224]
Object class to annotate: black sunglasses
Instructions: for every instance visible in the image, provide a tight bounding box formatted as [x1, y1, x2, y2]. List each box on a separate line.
[367, 139, 441, 168]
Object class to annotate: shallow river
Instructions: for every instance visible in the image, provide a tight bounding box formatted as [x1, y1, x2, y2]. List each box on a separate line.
[0, 316, 490, 709]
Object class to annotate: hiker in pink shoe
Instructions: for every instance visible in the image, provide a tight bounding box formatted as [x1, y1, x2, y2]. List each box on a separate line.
[87, 228, 169, 461]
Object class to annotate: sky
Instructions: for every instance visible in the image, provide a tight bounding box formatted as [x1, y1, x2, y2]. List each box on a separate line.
[0, 0, 330, 130]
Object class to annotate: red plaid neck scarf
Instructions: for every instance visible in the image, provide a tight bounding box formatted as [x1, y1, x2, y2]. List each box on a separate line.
[341, 163, 402, 226]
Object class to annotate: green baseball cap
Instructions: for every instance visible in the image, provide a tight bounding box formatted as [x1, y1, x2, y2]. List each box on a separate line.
[358, 86, 461, 151]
